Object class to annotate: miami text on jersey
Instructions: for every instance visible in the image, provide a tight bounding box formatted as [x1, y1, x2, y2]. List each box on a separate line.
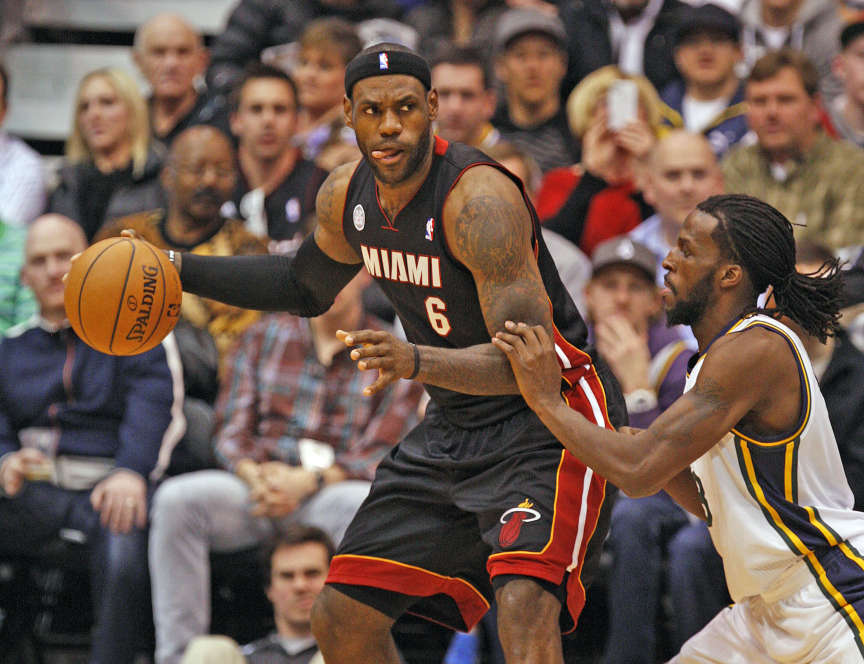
[360, 245, 442, 288]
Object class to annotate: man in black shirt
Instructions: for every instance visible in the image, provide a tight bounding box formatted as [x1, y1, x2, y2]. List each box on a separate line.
[226, 64, 328, 252]
[491, 9, 580, 173]
[133, 13, 231, 150]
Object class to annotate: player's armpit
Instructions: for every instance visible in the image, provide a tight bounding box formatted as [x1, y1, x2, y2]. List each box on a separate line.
[663, 469, 707, 520]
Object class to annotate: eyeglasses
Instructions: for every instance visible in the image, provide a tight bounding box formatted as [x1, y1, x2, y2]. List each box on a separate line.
[173, 163, 235, 179]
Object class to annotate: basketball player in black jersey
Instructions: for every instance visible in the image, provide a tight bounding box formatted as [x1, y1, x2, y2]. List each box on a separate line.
[140, 44, 625, 663]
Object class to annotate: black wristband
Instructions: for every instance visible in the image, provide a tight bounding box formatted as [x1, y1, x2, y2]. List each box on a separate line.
[407, 342, 421, 380]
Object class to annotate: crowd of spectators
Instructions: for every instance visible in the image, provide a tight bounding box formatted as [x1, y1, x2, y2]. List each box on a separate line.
[1, 0, 864, 663]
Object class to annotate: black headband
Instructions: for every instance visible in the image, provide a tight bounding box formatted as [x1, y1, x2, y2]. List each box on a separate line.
[344, 50, 431, 97]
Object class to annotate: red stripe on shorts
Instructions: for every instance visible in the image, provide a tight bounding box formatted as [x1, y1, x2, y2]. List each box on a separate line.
[486, 347, 613, 633]
[326, 553, 490, 631]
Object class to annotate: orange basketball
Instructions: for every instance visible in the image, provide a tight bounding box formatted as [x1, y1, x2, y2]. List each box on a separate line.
[64, 237, 182, 356]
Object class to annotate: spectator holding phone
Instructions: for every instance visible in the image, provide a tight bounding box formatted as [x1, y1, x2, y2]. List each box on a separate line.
[536, 66, 661, 255]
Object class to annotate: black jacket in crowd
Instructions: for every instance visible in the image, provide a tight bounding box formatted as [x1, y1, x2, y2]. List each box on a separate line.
[206, 0, 404, 94]
[559, 0, 685, 96]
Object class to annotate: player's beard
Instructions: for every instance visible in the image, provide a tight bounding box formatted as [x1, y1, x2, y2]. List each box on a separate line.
[364, 125, 432, 185]
[665, 271, 714, 328]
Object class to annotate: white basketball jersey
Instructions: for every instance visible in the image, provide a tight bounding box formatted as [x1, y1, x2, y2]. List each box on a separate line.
[687, 314, 864, 603]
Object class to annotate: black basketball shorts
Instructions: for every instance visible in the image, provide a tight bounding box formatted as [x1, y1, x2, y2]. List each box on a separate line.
[326, 356, 619, 634]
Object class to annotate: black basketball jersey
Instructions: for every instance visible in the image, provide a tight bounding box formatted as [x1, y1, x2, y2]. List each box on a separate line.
[342, 136, 593, 428]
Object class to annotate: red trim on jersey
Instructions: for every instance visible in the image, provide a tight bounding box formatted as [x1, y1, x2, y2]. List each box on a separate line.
[485, 315, 613, 632]
[339, 161, 364, 236]
[374, 185, 399, 230]
[434, 135, 449, 155]
[326, 554, 490, 631]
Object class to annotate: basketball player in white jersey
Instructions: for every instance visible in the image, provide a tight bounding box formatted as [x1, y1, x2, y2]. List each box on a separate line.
[493, 193, 864, 663]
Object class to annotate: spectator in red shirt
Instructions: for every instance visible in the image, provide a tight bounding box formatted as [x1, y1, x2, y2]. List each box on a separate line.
[537, 65, 663, 255]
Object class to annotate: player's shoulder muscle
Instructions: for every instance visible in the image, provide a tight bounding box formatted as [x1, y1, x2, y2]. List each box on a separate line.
[315, 159, 361, 234]
[700, 325, 794, 401]
[442, 164, 532, 273]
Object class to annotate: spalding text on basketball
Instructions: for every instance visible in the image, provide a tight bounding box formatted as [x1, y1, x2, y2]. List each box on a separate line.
[125, 265, 159, 341]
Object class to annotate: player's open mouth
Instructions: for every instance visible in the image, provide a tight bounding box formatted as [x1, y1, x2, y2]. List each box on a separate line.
[371, 148, 404, 164]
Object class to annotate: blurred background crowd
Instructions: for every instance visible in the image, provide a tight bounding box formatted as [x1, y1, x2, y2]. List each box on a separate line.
[0, 0, 863, 663]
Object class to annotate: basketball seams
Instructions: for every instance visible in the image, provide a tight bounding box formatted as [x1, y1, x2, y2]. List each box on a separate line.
[75, 237, 127, 350]
[66, 237, 181, 356]
[108, 239, 137, 354]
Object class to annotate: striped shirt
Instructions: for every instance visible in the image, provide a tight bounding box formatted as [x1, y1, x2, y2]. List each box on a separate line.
[721, 133, 864, 250]
[0, 221, 35, 331]
[214, 313, 425, 481]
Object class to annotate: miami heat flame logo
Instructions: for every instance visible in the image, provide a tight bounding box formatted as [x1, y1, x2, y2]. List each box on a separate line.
[498, 499, 541, 547]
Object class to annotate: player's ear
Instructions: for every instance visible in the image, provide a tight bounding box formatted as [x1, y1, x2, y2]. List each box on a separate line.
[343, 95, 353, 129]
[718, 263, 744, 290]
[427, 88, 438, 121]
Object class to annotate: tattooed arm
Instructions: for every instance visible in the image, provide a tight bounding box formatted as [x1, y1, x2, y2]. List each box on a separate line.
[343, 166, 550, 395]
[492, 323, 800, 498]
[413, 166, 553, 394]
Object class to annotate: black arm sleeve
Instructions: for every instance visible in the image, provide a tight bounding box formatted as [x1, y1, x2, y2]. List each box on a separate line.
[179, 234, 362, 316]
[543, 171, 608, 247]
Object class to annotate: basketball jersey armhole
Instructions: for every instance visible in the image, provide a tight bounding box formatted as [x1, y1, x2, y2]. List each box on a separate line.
[439, 161, 540, 271]
[730, 322, 811, 446]
[340, 160, 365, 238]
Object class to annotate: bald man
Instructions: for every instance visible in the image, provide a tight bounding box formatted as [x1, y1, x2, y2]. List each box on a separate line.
[0, 213, 177, 664]
[630, 130, 724, 283]
[134, 13, 230, 148]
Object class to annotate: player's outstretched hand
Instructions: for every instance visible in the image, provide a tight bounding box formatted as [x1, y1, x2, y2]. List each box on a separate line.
[492, 321, 562, 413]
[337, 328, 416, 396]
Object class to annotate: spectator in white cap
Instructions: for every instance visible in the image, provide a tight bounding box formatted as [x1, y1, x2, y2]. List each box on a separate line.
[491, 8, 580, 174]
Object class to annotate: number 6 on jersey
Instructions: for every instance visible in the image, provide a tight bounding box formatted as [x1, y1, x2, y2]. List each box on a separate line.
[425, 296, 451, 336]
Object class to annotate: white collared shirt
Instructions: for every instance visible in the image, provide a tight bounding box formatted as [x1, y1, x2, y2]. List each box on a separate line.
[0, 131, 46, 226]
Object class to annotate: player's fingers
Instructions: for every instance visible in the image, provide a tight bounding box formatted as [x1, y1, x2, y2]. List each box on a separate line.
[356, 356, 392, 372]
[349, 343, 387, 361]
[362, 371, 397, 396]
[90, 484, 105, 511]
[503, 320, 532, 339]
[19, 448, 46, 461]
[491, 336, 514, 354]
[115, 501, 133, 534]
[135, 499, 148, 529]
[505, 322, 542, 352]
[337, 329, 386, 346]
[120, 229, 140, 240]
[532, 325, 555, 350]
[494, 330, 525, 349]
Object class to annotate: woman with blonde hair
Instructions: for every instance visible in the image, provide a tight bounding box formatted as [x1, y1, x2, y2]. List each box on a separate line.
[49, 67, 165, 240]
[291, 17, 363, 166]
[537, 65, 664, 256]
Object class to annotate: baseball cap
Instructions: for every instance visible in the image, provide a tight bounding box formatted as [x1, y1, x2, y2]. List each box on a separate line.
[673, 3, 741, 47]
[841, 20, 864, 50]
[494, 8, 567, 53]
[591, 237, 657, 283]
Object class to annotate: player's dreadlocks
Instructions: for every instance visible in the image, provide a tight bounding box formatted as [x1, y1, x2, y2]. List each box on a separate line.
[697, 194, 843, 343]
